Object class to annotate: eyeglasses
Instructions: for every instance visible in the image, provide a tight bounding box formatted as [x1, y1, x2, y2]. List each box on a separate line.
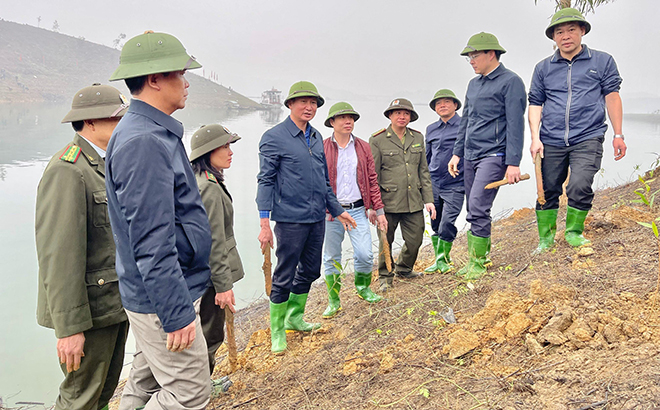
[465, 52, 484, 62]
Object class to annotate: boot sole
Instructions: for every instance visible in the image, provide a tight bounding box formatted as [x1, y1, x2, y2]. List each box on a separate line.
[322, 307, 342, 319]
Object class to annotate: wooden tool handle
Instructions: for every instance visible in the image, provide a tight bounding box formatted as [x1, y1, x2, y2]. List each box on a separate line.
[379, 229, 392, 272]
[534, 153, 546, 205]
[224, 307, 237, 373]
[484, 173, 530, 189]
[262, 247, 272, 297]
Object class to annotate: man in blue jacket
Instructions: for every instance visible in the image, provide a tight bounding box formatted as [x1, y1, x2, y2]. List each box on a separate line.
[257, 81, 356, 354]
[529, 8, 626, 252]
[448, 32, 527, 280]
[106, 31, 212, 410]
[424, 89, 465, 274]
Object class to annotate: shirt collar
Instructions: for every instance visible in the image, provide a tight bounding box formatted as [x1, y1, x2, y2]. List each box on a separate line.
[482, 63, 503, 79]
[78, 134, 106, 158]
[551, 44, 591, 63]
[433, 113, 461, 129]
[331, 133, 354, 146]
[284, 115, 313, 137]
[128, 98, 184, 139]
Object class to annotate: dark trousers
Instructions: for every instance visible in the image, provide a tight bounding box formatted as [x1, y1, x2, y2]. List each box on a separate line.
[464, 156, 506, 238]
[378, 211, 425, 277]
[270, 220, 325, 304]
[536, 136, 604, 211]
[56, 320, 129, 410]
[200, 286, 225, 375]
[430, 184, 465, 242]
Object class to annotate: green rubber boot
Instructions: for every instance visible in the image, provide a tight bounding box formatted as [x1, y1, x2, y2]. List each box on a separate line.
[322, 274, 342, 318]
[270, 301, 288, 354]
[436, 239, 454, 273]
[457, 231, 491, 280]
[284, 292, 321, 332]
[565, 206, 591, 247]
[355, 271, 382, 303]
[424, 235, 441, 273]
[534, 209, 558, 254]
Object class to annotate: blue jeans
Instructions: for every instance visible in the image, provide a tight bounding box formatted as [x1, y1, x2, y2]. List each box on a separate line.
[464, 156, 506, 238]
[323, 206, 373, 275]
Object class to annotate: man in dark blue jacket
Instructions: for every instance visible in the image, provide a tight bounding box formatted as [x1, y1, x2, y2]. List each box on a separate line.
[529, 8, 626, 252]
[448, 32, 527, 280]
[424, 89, 465, 274]
[106, 31, 212, 410]
[257, 81, 356, 354]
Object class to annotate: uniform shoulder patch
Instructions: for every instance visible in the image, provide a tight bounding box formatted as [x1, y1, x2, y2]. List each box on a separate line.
[371, 128, 386, 137]
[59, 145, 81, 163]
[409, 128, 422, 135]
[205, 170, 218, 183]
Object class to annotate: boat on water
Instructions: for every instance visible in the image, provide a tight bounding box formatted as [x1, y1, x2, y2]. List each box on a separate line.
[260, 88, 282, 109]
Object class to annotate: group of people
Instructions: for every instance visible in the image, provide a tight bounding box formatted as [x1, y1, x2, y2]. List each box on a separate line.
[34, 7, 625, 410]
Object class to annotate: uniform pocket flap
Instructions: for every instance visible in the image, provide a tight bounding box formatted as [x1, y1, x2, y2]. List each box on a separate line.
[410, 146, 423, 153]
[380, 185, 398, 193]
[93, 190, 108, 204]
[85, 268, 118, 287]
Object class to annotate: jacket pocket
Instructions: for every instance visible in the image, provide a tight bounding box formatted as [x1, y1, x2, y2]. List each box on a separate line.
[92, 190, 110, 227]
[175, 223, 197, 268]
[85, 268, 122, 319]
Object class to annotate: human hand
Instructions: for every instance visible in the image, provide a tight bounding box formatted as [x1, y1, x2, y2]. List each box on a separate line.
[258, 218, 273, 251]
[448, 155, 460, 177]
[425, 203, 437, 220]
[215, 289, 236, 313]
[336, 211, 357, 231]
[506, 166, 521, 184]
[530, 139, 544, 159]
[368, 209, 377, 225]
[613, 138, 627, 161]
[57, 332, 85, 373]
[376, 214, 388, 232]
[166, 320, 196, 352]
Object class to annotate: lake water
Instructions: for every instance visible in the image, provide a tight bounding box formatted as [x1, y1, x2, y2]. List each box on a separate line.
[1, 99, 658, 407]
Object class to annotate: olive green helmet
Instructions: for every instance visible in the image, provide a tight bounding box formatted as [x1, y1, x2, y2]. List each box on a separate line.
[460, 32, 507, 56]
[429, 89, 462, 111]
[283, 81, 325, 108]
[189, 124, 241, 162]
[61, 83, 129, 123]
[109, 31, 202, 81]
[324, 102, 360, 127]
[383, 98, 419, 122]
[545, 7, 591, 39]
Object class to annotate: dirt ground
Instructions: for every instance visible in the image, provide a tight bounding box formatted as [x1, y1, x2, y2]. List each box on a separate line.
[112, 170, 660, 410]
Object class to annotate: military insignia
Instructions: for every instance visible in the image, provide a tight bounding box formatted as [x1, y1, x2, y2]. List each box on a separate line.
[412, 143, 421, 148]
[205, 170, 218, 183]
[371, 128, 386, 137]
[59, 145, 81, 163]
[119, 93, 128, 105]
[391, 99, 399, 106]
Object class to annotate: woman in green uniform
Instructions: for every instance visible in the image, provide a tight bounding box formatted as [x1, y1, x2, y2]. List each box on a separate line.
[190, 124, 245, 374]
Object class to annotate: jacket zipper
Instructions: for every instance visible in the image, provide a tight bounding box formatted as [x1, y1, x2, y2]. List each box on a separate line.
[564, 61, 573, 146]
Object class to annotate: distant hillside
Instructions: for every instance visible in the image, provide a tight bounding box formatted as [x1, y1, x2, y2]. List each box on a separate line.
[0, 20, 261, 109]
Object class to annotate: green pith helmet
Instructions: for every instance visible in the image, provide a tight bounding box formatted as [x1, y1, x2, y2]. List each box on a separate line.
[545, 7, 591, 39]
[283, 81, 325, 108]
[189, 124, 241, 162]
[383, 98, 419, 122]
[460, 32, 507, 56]
[324, 102, 360, 127]
[61, 83, 129, 123]
[429, 89, 462, 111]
[109, 31, 202, 81]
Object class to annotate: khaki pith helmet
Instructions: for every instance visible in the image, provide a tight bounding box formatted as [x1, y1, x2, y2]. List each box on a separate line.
[545, 7, 591, 39]
[383, 98, 419, 122]
[460, 32, 507, 56]
[429, 89, 462, 111]
[324, 102, 360, 127]
[283, 81, 325, 108]
[61, 83, 129, 123]
[189, 124, 241, 162]
[109, 31, 202, 81]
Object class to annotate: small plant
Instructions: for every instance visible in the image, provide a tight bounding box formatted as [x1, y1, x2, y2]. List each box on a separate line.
[632, 175, 660, 210]
[418, 387, 430, 398]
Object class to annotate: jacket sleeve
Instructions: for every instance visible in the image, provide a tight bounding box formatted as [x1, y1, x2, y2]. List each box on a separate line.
[528, 62, 546, 107]
[364, 142, 385, 213]
[504, 76, 527, 167]
[600, 54, 622, 95]
[370, 137, 382, 183]
[35, 163, 92, 338]
[111, 136, 194, 333]
[323, 151, 345, 218]
[453, 94, 469, 157]
[425, 125, 433, 166]
[256, 132, 279, 213]
[199, 181, 233, 293]
[418, 138, 434, 204]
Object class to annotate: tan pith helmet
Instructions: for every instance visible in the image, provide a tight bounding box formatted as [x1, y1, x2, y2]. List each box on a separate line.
[61, 83, 129, 123]
[189, 124, 241, 162]
[383, 98, 418, 122]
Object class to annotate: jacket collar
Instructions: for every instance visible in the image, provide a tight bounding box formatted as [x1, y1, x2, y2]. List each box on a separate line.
[128, 98, 184, 139]
[551, 44, 592, 63]
[433, 113, 461, 129]
[73, 133, 105, 176]
[482, 63, 505, 80]
[386, 124, 415, 149]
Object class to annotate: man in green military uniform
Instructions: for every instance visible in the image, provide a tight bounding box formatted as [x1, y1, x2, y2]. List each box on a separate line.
[370, 98, 436, 291]
[36, 83, 129, 410]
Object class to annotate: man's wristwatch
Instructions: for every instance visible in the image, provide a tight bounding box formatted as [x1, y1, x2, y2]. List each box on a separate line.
[613, 134, 625, 140]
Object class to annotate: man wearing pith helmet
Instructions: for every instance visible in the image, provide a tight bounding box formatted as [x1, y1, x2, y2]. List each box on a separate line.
[370, 98, 435, 292]
[320, 102, 387, 319]
[529, 8, 626, 253]
[424, 89, 465, 274]
[106, 31, 213, 410]
[448, 32, 526, 280]
[256, 81, 356, 354]
[35, 83, 129, 410]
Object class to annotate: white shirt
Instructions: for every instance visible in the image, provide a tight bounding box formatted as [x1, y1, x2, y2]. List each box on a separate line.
[333, 134, 361, 205]
[79, 134, 106, 158]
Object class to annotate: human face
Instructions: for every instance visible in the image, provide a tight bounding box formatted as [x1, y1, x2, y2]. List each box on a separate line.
[330, 114, 355, 135]
[467, 51, 491, 75]
[159, 70, 189, 113]
[434, 98, 457, 121]
[553, 22, 585, 58]
[209, 143, 232, 170]
[288, 97, 318, 125]
[85, 117, 121, 150]
[388, 109, 411, 128]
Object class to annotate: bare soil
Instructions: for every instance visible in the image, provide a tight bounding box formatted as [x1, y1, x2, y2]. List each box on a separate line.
[113, 170, 660, 410]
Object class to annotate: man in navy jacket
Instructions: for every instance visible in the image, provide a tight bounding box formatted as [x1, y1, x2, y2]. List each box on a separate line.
[529, 8, 626, 252]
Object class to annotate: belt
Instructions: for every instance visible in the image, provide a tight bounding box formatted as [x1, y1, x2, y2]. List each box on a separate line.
[341, 199, 364, 209]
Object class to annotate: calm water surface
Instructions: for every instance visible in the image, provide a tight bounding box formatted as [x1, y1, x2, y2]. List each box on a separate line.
[1, 99, 658, 406]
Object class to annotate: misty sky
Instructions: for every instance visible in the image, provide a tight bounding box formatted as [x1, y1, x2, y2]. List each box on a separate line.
[2, 0, 658, 103]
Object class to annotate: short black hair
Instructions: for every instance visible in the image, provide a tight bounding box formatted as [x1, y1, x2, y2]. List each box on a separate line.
[493, 50, 502, 61]
[125, 72, 172, 95]
[191, 152, 224, 183]
[71, 120, 84, 132]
